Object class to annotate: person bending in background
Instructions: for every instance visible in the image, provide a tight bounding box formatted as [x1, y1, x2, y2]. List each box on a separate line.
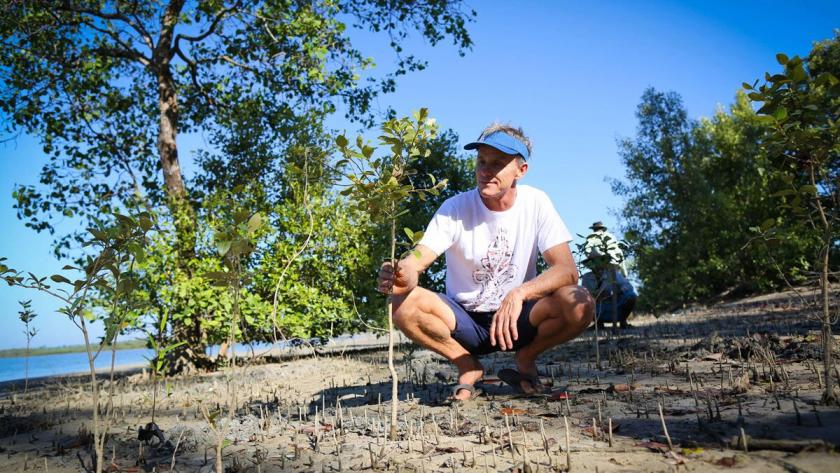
[580, 262, 637, 329]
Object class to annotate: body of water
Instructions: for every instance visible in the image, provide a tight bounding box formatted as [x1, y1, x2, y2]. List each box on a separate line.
[0, 341, 303, 383]
[0, 347, 154, 383]
[0, 335, 376, 384]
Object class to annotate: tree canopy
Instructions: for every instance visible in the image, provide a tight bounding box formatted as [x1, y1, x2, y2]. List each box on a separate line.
[0, 0, 475, 369]
[614, 88, 817, 312]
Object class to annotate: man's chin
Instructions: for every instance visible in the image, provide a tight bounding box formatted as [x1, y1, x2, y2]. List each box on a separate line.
[478, 183, 497, 195]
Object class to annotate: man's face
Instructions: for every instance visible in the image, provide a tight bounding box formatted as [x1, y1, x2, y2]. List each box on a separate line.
[475, 145, 528, 199]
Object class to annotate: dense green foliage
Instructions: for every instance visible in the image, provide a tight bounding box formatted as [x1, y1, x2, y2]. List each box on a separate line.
[0, 1, 475, 367]
[616, 34, 840, 313]
[360, 130, 474, 298]
[614, 89, 817, 312]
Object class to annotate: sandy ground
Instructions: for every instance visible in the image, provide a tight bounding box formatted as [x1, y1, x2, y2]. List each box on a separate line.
[1, 290, 839, 472]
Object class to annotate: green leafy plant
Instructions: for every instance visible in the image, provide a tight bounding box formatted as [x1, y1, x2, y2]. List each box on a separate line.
[612, 89, 815, 313]
[336, 108, 447, 440]
[576, 232, 628, 367]
[17, 299, 37, 394]
[744, 35, 840, 404]
[1, 211, 151, 473]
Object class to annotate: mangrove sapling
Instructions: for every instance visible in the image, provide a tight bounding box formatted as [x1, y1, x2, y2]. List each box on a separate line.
[0, 211, 152, 473]
[204, 205, 263, 472]
[17, 299, 37, 394]
[336, 109, 448, 440]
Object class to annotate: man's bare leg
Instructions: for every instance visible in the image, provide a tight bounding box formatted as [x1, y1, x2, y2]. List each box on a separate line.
[392, 286, 483, 400]
[513, 285, 595, 394]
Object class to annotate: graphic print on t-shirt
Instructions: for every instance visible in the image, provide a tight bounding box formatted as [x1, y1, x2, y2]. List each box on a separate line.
[465, 228, 518, 311]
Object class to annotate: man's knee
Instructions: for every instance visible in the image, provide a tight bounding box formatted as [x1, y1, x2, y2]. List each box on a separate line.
[540, 285, 595, 328]
[391, 288, 426, 331]
[391, 293, 414, 330]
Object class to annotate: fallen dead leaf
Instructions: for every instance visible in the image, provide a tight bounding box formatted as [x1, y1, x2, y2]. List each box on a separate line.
[548, 390, 572, 401]
[500, 407, 527, 416]
[703, 353, 724, 361]
[734, 372, 751, 391]
[435, 446, 462, 453]
[714, 456, 738, 467]
[299, 423, 333, 434]
[636, 441, 670, 453]
[608, 383, 638, 393]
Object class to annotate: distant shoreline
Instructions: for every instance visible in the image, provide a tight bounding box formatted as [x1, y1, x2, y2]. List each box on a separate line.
[0, 339, 147, 359]
[0, 362, 147, 394]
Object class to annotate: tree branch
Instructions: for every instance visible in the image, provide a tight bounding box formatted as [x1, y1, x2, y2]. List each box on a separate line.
[156, 0, 187, 62]
[218, 54, 257, 72]
[174, 1, 242, 46]
[72, 15, 152, 66]
[172, 42, 219, 108]
[56, 0, 153, 54]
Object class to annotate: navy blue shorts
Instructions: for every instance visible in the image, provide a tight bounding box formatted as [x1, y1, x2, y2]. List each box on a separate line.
[438, 294, 539, 355]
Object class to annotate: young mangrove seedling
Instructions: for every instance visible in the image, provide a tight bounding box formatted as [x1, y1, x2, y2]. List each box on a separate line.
[336, 109, 447, 440]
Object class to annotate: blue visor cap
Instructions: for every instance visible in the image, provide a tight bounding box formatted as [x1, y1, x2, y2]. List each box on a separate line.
[464, 131, 530, 160]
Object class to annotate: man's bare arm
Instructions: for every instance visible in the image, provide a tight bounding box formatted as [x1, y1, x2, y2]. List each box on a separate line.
[512, 242, 579, 302]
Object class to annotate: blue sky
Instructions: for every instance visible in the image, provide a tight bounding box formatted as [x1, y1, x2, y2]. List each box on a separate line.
[1, 0, 838, 349]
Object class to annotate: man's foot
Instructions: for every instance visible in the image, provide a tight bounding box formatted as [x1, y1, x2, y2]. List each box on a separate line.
[453, 356, 484, 400]
[512, 352, 542, 395]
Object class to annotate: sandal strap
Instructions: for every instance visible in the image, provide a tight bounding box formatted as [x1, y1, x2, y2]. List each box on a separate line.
[452, 383, 475, 396]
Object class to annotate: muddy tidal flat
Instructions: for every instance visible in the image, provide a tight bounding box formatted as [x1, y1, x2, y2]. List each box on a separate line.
[1, 290, 839, 472]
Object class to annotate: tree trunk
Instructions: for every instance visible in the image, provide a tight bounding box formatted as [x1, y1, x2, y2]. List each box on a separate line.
[153, 0, 207, 372]
[810, 167, 836, 405]
[218, 342, 230, 360]
[156, 68, 206, 372]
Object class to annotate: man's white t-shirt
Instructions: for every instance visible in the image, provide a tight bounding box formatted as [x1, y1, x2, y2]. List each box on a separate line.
[418, 185, 573, 312]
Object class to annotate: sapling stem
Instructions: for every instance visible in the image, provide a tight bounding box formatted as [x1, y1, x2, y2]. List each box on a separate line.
[657, 403, 673, 450]
[739, 428, 748, 452]
[564, 415, 571, 471]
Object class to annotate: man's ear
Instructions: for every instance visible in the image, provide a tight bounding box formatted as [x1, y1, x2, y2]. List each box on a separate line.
[517, 161, 529, 178]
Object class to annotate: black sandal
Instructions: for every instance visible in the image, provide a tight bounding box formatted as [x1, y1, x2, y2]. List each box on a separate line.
[497, 368, 544, 394]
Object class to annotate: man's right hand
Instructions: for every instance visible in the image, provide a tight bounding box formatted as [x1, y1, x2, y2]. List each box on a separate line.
[377, 260, 418, 296]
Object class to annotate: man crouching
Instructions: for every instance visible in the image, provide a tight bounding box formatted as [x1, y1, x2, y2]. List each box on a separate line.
[377, 123, 594, 401]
